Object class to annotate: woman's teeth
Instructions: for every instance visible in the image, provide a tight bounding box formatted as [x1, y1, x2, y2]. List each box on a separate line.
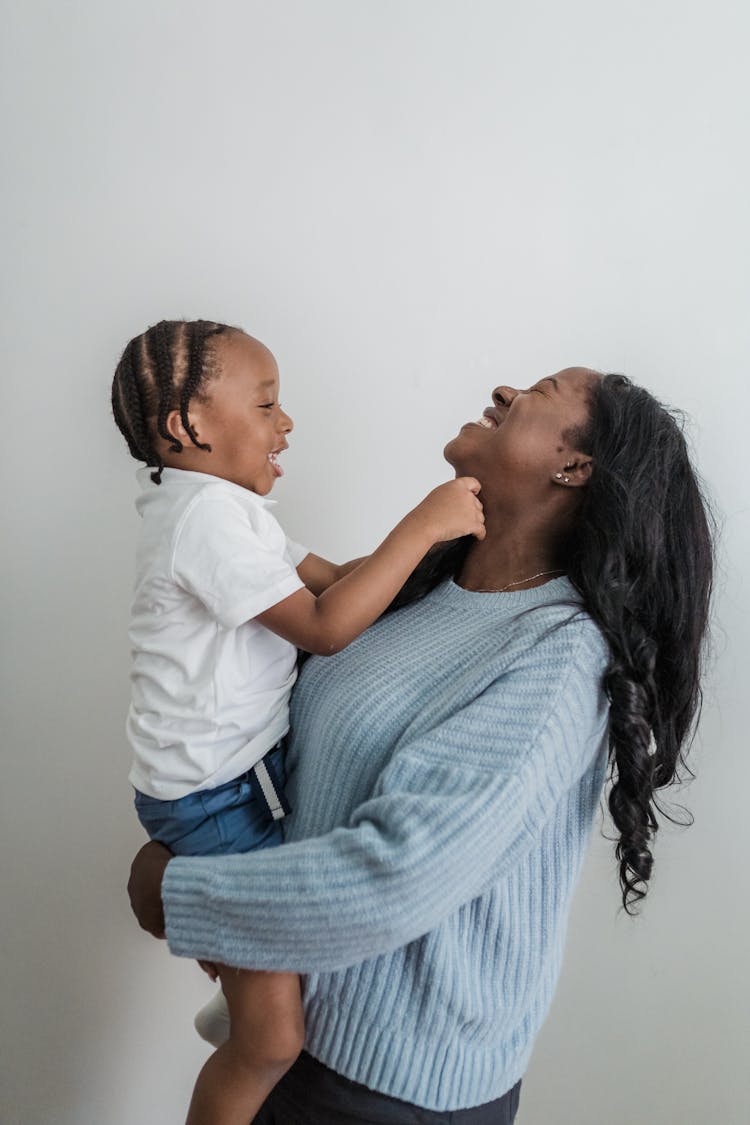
[268, 451, 284, 477]
[476, 416, 495, 428]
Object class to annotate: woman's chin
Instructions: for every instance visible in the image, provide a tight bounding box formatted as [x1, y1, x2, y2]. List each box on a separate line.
[443, 436, 459, 465]
[443, 435, 470, 473]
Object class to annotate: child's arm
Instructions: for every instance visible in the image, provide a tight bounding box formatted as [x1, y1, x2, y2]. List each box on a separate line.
[295, 554, 366, 596]
[256, 477, 484, 656]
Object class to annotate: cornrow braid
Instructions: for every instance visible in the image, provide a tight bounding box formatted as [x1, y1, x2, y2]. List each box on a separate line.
[150, 321, 181, 455]
[111, 318, 239, 484]
[112, 338, 150, 463]
[180, 321, 221, 455]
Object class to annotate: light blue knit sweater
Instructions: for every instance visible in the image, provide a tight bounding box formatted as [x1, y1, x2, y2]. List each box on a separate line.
[163, 577, 610, 1111]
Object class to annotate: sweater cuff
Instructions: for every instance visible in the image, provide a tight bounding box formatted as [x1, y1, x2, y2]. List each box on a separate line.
[162, 855, 223, 961]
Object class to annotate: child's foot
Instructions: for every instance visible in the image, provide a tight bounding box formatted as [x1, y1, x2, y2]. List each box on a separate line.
[193, 989, 230, 1047]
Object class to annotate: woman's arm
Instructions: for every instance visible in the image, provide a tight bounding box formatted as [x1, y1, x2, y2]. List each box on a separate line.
[141, 624, 608, 974]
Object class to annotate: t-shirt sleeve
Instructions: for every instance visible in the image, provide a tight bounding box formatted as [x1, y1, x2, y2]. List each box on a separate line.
[161, 620, 610, 973]
[285, 538, 310, 569]
[171, 492, 304, 629]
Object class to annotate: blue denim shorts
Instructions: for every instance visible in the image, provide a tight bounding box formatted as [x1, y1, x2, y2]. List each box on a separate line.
[134, 745, 288, 857]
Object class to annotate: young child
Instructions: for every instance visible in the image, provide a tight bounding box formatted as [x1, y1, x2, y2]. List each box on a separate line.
[112, 319, 485, 1125]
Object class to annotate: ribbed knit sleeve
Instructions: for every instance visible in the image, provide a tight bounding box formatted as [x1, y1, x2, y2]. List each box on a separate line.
[162, 618, 608, 973]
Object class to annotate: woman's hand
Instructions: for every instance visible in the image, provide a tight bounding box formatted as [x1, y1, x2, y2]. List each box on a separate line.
[127, 840, 173, 939]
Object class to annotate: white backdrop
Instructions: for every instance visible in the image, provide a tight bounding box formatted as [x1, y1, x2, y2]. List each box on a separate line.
[2, 2, 747, 1123]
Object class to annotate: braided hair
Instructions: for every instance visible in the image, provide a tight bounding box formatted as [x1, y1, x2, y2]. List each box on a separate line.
[111, 319, 240, 483]
[388, 373, 715, 913]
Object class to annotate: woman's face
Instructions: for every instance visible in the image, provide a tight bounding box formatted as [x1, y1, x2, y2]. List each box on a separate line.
[444, 367, 599, 503]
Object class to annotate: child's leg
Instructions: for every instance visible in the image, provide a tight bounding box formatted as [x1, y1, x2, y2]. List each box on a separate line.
[185, 967, 304, 1125]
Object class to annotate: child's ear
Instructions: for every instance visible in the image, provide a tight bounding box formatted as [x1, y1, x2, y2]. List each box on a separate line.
[165, 409, 193, 445]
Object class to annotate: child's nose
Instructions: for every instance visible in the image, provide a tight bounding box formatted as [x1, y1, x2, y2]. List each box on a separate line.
[280, 409, 293, 433]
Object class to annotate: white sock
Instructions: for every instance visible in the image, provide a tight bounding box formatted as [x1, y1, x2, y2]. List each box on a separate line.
[193, 988, 230, 1047]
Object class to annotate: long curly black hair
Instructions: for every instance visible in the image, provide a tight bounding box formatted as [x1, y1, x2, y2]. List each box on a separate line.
[390, 373, 715, 913]
[111, 319, 240, 484]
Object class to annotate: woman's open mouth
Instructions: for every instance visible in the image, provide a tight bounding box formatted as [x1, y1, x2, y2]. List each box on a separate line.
[466, 408, 501, 430]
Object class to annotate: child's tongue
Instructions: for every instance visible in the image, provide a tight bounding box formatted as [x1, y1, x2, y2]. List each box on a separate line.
[268, 452, 284, 477]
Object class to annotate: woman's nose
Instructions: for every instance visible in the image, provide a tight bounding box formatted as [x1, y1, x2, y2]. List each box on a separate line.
[492, 385, 518, 407]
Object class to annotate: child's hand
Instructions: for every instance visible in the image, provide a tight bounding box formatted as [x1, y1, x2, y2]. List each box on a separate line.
[411, 478, 486, 543]
[198, 959, 220, 982]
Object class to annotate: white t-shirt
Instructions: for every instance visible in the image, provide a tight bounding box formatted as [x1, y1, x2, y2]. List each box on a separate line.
[127, 468, 309, 800]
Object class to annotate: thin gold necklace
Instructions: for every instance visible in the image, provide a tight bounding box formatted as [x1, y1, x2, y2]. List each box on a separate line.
[470, 568, 565, 593]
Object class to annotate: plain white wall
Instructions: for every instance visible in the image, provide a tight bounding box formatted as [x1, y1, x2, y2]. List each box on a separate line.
[2, 2, 747, 1122]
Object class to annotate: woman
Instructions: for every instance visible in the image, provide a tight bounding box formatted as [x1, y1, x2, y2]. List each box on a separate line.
[129, 367, 714, 1123]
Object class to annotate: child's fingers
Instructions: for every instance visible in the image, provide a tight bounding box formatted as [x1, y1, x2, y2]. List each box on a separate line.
[459, 479, 485, 539]
[198, 959, 220, 981]
[457, 476, 482, 495]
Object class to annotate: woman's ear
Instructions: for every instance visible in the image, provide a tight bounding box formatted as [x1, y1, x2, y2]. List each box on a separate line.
[552, 456, 593, 488]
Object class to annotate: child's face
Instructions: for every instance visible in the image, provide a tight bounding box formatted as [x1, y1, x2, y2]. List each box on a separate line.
[174, 332, 293, 495]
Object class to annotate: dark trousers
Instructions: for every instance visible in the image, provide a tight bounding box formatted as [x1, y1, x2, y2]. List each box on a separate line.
[253, 1051, 522, 1124]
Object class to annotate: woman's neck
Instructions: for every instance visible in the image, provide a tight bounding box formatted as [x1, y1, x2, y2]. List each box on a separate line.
[456, 527, 566, 593]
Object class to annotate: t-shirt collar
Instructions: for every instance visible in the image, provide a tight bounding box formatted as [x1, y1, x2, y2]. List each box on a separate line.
[135, 467, 278, 508]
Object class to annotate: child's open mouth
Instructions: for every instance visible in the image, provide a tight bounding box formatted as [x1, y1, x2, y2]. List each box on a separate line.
[268, 450, 284, 477]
